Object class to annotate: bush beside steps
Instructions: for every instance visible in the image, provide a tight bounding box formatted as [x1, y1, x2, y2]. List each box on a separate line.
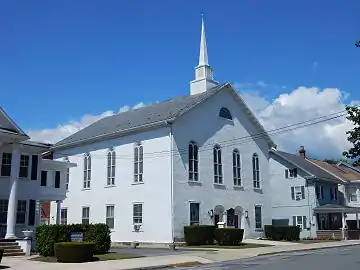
[54, 242, 95, 263]
[184, 225, 244, 246]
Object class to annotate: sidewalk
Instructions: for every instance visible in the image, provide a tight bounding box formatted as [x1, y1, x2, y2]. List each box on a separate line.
[2, 240, 360, 270]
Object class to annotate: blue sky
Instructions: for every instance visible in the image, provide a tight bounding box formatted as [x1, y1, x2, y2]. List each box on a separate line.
[1, 0, 359, 131]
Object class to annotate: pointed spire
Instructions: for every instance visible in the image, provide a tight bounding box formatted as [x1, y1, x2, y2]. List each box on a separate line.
[190, 14, 218, 95]
[198, 14, 208, 66]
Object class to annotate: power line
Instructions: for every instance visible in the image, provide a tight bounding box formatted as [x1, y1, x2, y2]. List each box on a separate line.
[53, 110, 348, 159]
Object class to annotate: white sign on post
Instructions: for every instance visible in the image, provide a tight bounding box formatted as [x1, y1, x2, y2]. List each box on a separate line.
[70, 232, 84, 242]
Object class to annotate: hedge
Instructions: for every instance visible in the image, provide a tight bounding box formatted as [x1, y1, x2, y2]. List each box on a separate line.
[215, 228, 244, 245]
[54, 242, 95, 263]
[264, 225, 300, 241]
[35, 223, 111, 257]
[184, 225, 215, 245]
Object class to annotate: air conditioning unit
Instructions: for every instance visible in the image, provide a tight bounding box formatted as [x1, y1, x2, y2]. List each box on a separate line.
[133, 224, 141, 232]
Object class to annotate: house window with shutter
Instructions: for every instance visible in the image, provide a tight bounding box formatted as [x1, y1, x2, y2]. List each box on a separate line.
[106, 205, 115, 229]
[285, 168, 298, 178]
[330, 186, 338, 201]
[316, 185, 324, 200]
[291, 185, 305, 200]
[19, 155, 29, 178]
[292, 215, 307, 230]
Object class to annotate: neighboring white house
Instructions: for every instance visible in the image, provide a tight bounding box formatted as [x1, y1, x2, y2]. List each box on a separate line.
[49, 17, 276, 244]
[0, 107, 76, 239]
[270, 146, 360, 240]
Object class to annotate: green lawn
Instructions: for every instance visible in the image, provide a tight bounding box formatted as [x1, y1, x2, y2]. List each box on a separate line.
[190, 243, 270, 249]
[298, 239, 341, 244]
[29, 252, 144, 263]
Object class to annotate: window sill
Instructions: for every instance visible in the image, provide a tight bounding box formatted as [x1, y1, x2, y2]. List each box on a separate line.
[255, 229, 264, 232]
[132, 182, 144, 185]
[253, 187, 262, 191]
[105, 185, 116, 188]
[132, 230, 144, 233]
[188, 180, 202, 186]
[214, 183, 226, 189]
[81, 188, 91, 191]
[233, 185, 244, 190]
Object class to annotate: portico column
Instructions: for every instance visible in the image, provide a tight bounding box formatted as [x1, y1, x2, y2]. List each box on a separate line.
[5, 145, 21, 239]
[56, 200, 62, 224]
[342, 212, 347, 240]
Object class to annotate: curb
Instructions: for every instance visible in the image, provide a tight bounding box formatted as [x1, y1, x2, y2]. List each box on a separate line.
[256, 242, 360, 257]
[125, 261, 202, 270]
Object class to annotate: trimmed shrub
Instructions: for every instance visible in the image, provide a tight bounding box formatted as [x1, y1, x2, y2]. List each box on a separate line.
[0, 248, 3, 263]
[54, 242, 95, 263]
[35, 223, 111, 257]
[215, 228, 244, 245]
[264, 225, 300, 241]
[184, 225, 215, 246]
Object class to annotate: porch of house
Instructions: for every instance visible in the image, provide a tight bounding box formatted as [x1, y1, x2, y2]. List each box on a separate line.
[314, 204, 360, 240]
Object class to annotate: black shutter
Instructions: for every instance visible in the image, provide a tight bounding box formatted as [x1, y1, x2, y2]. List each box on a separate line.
[301, 186, 305, 199]
[28, 200, 36, 226]
[31, 155, 38, 180]
[303, 216, 307, 230]
[294, 168, 298, 178]
[291, 187, 295, 200]
[41, 171, 47, 186]
[285, 170, 289, 178]
[55, 171, 60, 188]
[292, 216, 296, 226]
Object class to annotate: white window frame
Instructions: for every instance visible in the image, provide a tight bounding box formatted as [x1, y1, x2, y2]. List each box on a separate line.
[133, 203, 143, 225]
[1, 152, 12, 177]
[82, 206, 90, 224]
[213, 145, 223, 184]
[188, 141, 199, 181]
[233, 149, 241, 186]
[107, 149, 116, 186]
[60, 208, 68, 225]
[106, 205, 115, 229]
[19, 155, 30, 178]
[252, 154, 260, 188]
[286, 168, 298, 178]
[293, 215, 307, 231]
[294, 186, 304, 201]
[16, 200, 27, 224]
[349, 188, 357, 202]
[134, 144, 143, 183]
[254, 205, 262, 230]
[83, 153, 91, 189]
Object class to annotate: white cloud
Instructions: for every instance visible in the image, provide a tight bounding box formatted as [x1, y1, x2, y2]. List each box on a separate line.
[27, 84, 355, 160]
[239, 85, 353, 159]
[27, 102, 146, 144]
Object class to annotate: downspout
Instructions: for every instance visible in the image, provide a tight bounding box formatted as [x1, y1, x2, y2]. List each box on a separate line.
[166, 121, 174, 243]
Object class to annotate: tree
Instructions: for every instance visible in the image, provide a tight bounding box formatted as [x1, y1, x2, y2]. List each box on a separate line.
[343, 105, 360, 166]
[356, 40, 360, 47]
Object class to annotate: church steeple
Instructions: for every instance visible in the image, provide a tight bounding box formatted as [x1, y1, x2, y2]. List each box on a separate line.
[190, 14, 218, 95]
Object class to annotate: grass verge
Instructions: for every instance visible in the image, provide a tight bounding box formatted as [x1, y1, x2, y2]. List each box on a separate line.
[29, 252, 144, 263]
[190, 243, 270, 249]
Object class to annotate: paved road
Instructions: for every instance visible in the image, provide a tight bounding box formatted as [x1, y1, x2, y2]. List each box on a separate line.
[175, 245, 360, 269]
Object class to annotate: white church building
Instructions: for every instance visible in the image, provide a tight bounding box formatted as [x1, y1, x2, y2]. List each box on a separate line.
[50, 17, 276, 243]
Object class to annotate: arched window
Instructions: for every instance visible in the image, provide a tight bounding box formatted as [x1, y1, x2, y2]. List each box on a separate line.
[107, 148, 116, 186]
[219, 107, 233, 120]
[134, 143, 143, 183]
[188, 141, 199, 181]
[83, 153, 91, 189]
[252, 153, 260, 188]
[233, 149, 241, 186]
[213, 145, 223, 184]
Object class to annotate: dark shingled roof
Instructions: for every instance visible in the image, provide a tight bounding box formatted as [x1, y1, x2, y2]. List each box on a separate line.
[271, 150, 342, 183]
[53, 84, 227, 149]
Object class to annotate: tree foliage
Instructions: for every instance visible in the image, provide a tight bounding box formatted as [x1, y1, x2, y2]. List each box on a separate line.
[356, 40, 360, 47]
[343, 105, 360, 166]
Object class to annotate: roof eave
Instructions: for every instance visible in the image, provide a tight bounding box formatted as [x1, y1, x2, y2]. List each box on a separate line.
[269, 149, 315, 177]
[51, 119, 173, 151]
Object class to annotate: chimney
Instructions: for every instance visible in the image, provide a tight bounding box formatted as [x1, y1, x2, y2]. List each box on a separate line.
[299, 146, 306, 158]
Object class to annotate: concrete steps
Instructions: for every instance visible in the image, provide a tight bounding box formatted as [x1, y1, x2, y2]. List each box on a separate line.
[0, 240, 25, 256]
